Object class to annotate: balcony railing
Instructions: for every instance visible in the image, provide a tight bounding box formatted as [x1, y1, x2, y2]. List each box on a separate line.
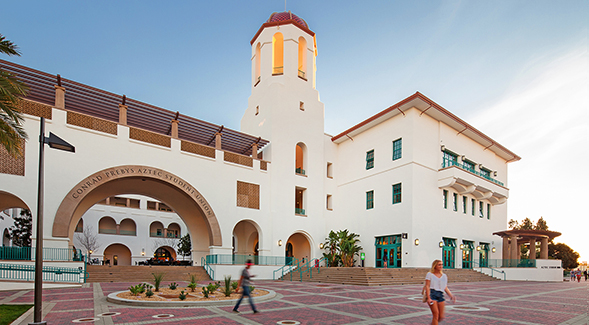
[0, 246, 83, 261]
[166, 233, 179, 238]
[205, 254, 294, 266]
[150, 232, 164, 237]
[474, 258, 536, 268]
[272, 66, 283, 75]
[295, 208, 306, 215]
[98, 228, 117, 234]
[441, 158, 504, 186]
[298, 69, 306, 79]
[119, 230, 136, 236]
[295, 168, 306, 175]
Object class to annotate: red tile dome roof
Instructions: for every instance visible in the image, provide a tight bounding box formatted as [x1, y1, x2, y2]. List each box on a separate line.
[267, 11, 308, 29]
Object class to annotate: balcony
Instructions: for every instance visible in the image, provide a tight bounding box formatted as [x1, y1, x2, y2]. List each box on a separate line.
[119, 230, 136, 236]
[295, 168, 306, 175]
[150, 232, 164, 238]
[98, 228, 116, 235]
[298, 69, 306, 80]
[442, 158, 504, 186]
[272, 66, 283, 75]
[295, 208, 306, 215]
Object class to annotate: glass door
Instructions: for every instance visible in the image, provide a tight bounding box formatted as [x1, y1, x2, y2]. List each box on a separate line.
[375, 235, 402, 268]
[462, 241, 474, 269]
[442, 238, 456, 269]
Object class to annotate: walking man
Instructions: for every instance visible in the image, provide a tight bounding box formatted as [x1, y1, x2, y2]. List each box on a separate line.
[233, 259, 258, 314]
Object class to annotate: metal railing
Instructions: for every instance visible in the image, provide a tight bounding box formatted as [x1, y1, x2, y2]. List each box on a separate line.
[472, 260, 506, 280]
[166, 233, 179, 238]
[295, 168, 306, 175]
[441, 158, 504, 186]
[295, 208, 306, 215]
[474, 258, 536, 268]
[150, 232, 164, 237]
[296, 257, 326, 281]
[98, 228, 117, 234]
[119, 230, 136, 236]
[0, 263, 85, 283]
[298, 70, 306, 79]
[0, 246, 83, 261]
[273, 258, 300, 280]
[201, 257, 214, 280]
[273, 66, 284, 75]
[205, 254, 294, 266]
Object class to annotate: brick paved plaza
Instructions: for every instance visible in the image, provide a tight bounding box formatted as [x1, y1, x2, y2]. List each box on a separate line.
[2, 280, 587, 325]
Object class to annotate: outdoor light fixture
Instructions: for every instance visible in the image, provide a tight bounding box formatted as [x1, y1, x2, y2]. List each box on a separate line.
[88, 250, 93, 254]
[319, 243, 324, 249]
[476, 246, 481, 251]
[32, 117, 76, 325]
[492, 247, 496, 253]
[414, 239, 419, 246]
[278, 240, 282, 246]
[439, 241, 444, 248]
[460, 244, 464, 250]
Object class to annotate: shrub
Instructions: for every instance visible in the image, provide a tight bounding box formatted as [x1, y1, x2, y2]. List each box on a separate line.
[222, 275, 233, 297]
[187, 282, 197, 292]
[128, 284, 143, 296]
[152, 272, 164, 292]
[231, 281, 239, 290]
[202, 286, 211, 298]
[168, 282, 178, 290]
[145, 289, 154, 298]
[179, 290, 187, 300]
[188, 273, 198, 283]
[249, 286, 255, 293]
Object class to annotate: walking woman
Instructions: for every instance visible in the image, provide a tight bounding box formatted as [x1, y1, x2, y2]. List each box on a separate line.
[424, 260, 456, 325]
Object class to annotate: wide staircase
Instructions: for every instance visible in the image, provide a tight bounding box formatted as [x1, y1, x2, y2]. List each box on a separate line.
[86, 265, 210, 283]
[281, 267, 498, 286]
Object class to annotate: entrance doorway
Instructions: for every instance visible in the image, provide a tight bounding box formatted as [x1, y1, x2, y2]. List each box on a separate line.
[113, 255, 118, 266]
[375, 235, 401, 268]
[285, 233, 311, 264]
[479, 242, 489, 267]
[103, 243, 132, 266]
[442, 238, 456, 269]
[462, 240, 474, 269]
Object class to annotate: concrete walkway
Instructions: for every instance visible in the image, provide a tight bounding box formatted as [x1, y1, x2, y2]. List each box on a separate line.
[3, 279, 587, 325]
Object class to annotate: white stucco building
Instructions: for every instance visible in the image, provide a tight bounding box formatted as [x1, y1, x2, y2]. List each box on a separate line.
[0, 11, 523, 274]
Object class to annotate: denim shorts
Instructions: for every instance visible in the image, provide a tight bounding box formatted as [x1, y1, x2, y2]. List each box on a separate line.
[430, 289, 445, 302]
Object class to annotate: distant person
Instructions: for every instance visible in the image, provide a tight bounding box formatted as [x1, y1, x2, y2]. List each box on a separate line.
[576, 270, 582, 283]
[383, 253, 388, 268]
[424, 259, 456, 325]
[584, 270, 587, 281]
[232, 259, 258, 314]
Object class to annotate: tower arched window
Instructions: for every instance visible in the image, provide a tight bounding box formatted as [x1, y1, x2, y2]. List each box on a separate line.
[255, 43, 261, 85]
[295, 143, 307, 175]
[298, 37, 307, 80]
[272, 32, 284, 75]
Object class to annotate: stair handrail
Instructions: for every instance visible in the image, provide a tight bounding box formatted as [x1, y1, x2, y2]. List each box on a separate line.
[472, 260, 506, 280]
[201, 256, 215, 280]
[297, 257, 326, 281]
[272, 257, 299, 280]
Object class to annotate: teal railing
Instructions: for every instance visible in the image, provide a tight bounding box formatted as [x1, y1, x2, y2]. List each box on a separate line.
[296, 257, 326, 282]
[205, 254, 293, 266]
[119, 230, 136, 236]
[472, 260, 506, 280]
[273, 258, 300, 280]
[441, 158, 504, 186]
[273, 66, 284, 75]
[298, 70, 306, 79]
[99, 228, 117, 234]
[150, 232, 164, 237]
[201, 257, 214, 280]
[474, 258, 536, 268]
[0, 263, 85, 283]
[0, 246, 84, 262]
[295, 168, 306, 175]
[295, 208, 306, 215]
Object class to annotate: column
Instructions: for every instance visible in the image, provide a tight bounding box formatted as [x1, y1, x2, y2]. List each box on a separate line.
[540, 238, 549, 259]
[252, 143, 258, 158]
[529, 238, 536, 260]
[502, 236, 509, 266]
[119, 104, 128, 125]
[510, 235, 518, 266]
[215, 133, 222, 149]
[171, 120, 179, 139]
[116, 224, 120, 235]
[54, 85, 66, 109]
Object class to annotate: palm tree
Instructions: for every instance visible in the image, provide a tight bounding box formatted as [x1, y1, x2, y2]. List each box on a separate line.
[338, 230, 362, 267]
[0, 33, 28, 157]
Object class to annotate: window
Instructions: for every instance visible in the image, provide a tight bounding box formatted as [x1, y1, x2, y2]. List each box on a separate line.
[463, 160, 475, 172]
[443, 150, 458, 168]
[366, 190, 374, 209]
[462, 196, 467, 214]
[480, 167, 491, 178]
[299, 101, 304, 111]
[255, 43, 261, 85]
[392, 138, 402, 160]
[298, 36, 307, 79]
[366, 150, 374, 170]
[487, 204, 491, 220]
[326, 162, 333, 178]
[295, 143, 306, 175]
[159, 203, 172, 212]
[255, 106, 259, 115]
[237, 181, 260, 209]
[326, 195, 332, 210]
[392, 183, 402, 204]
[452, 193, 458, 211]
[479, 201, 484, 218]
[272, 33, 284, 75]
[443, 190, 448, 209]
[471, 199, 475, 216]
[295, 187, 306, 215]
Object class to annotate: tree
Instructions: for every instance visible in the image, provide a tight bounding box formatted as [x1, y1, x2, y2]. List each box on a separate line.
[0, 33, 28, 157]
[322, 229, 363, 267]
[8, 209, 31, 247]
[535, 217, 548, 231]
[75, 225, 101, 261]
[323, 230, 341, 267]
[177, 234, 192, 260]
[548, 243, 579, 270]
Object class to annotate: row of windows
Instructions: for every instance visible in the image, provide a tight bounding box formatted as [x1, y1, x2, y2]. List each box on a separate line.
[366, 138, 402, 170]
[442, 150, 494, 179]
[366, 183, 402, 209]
[442, 190, 491, 219]
[75, 218, 182, 238]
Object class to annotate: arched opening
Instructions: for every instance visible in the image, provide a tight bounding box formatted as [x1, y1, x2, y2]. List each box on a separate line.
[286, 232, 311, 263]
[0, 191, 30, 213]
[52, 165, 222, 263]
[103, 243, 132, 266]
[166, 222, 181, 238]
[272, 32, 283, 75]
[295, 142, 307, 175]
[98, 216, 116, 235]
[75, 218, 83, 233]
[119, 218, 136, 236]
[255, 42, 261, 84]
[150, 221, 164, 237]
[298, 36, 307, 80]
[154, 246, 177, 262]
[3, 228, 10, 246]
[232, 220, 260, 257]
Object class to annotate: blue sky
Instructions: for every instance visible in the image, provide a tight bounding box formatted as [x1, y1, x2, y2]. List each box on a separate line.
[2, 1, 587, 262]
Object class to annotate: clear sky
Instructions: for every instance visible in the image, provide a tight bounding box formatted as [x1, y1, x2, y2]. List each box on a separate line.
[2, 1, 587, 263]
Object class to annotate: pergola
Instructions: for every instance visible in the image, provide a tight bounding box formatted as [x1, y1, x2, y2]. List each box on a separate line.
[493, 229, 561, 263]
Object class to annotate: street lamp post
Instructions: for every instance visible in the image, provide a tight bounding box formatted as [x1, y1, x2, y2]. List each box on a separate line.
[30, 117, 75, 325]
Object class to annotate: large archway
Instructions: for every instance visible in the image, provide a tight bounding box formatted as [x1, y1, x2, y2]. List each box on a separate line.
[0, 191, 30, 212]
[232, 220, 260, 256]
[51, 166, 222, 258]
[103, 243, 132, 266]
[286, 232, 312, 263]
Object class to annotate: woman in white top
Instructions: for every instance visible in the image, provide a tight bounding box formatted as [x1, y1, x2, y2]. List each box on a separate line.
[424, 259, 456, 325]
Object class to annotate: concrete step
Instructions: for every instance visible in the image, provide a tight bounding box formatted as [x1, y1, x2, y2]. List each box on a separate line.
[85, 265, 210, 283]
